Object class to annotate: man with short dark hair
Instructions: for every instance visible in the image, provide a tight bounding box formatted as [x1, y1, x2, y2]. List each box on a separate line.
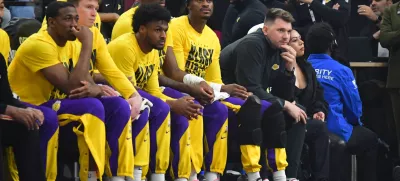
[108, 3, 204, 181]
[308, 22, 378, 181]
[220, 8, 308, 181]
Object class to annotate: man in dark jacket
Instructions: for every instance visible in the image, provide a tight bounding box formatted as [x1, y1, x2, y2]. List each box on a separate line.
[221, 8, 308, 181]
[221, 0, 267, 48]
[380, 1, 400, 159]
[0, 53, 46, 181]
[359, 0, 391, 57]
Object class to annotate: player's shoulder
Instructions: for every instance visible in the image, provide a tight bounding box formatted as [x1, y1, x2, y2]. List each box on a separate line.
[0, 28, 8, 38]
[170, 16, 187, 28]
[119, 7, 136, 22]
[19, 31, 57, 51]
[202, 25, 219, 44]
[110, 33, 134, 46]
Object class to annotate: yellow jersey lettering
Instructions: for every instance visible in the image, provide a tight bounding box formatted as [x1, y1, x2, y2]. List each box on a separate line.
[185, 44, 214, 78]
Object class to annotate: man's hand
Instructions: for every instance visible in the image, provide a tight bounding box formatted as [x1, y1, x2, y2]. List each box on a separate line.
[127, 92, 143, 121]
[189, 81, 214, 105]
[358, 5, 378, 21]
[6, 106, 44, 130]
[284, 101, 307, 124]
[100, 85, 120, 97]
[373, 30, 381, 40]
[333, 3, 340, 10]
[280, 45, 297, 71]
[169, 96, 203, 119]
[69, 81, 103, 99]
[71, 26, 93, 46]
[313, 111, 325, 121]
[221, 84, 249, 100]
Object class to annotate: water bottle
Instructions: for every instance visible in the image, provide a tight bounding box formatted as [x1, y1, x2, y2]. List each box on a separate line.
[237, 170, 247, 181]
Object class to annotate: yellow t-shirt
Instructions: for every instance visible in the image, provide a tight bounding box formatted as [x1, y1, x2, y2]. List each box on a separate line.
[0, 29, 10, 66]
[107, 33, 173, 101]
[170, 16, 222, 84]
[111, 7, 137, 41]
[111, 6, 172, 75]
[40, 0, 102, 31]
[8, 31, 75, 105]
[71, 27, 136, 99]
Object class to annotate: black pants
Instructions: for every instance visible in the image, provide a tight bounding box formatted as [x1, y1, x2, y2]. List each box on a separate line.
[330, 126, 378, 181]
[305, 119, 330, 181]
[285, 120, 306, 178]
[0, 120, 46, 181]
[390, 89, 400, 157]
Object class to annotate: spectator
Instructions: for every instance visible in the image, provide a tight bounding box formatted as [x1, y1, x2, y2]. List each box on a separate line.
[359, 0, 391, 57]
[98, 0, 123, 41]
[307, 22, 378, 181]
[220, 8, 306, 181]
[287, 29, 330, 181]
[0, 0, 10, 61]
[1, 7, 11, 28]
[380, 0, 400, 160]
[286, 0, 350, 66]
[9, 0, 35, 18]
[221, 0, 267, 48]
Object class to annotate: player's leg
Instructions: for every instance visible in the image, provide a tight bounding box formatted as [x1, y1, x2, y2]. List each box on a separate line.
[221, 96, 271, 181]
[41, 98, 107, 181]
[201, 101, 229, 181]
[138, 90, 171, 181]
[262, 101, 289, 181]
[131, 108, 150, 181]
[99, 97, 135, 180]
[2, 120, 46, 181]
[24, 103, 59, 181]
[162, 87, 202, 181]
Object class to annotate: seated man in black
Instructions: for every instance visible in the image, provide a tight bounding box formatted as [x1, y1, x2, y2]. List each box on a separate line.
[221, 8, 307, 181]
[0, 53, 46, 181]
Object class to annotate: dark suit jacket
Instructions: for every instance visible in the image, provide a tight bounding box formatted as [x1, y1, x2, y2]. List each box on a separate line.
[380, 2, 400, 88]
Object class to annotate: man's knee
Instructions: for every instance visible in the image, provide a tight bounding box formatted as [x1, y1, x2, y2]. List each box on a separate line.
[204, 101, 228, 125]
[262, 101, 286, 148]
[151, 97, 170, 118]
[39, 106, 58, 130]
[103, 97, 131, 122]
[236, 95, 263, 146]
[75, 98, 105, 118]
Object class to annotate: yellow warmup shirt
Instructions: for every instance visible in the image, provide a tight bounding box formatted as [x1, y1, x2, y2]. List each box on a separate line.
[170, 16, 222, 84]
[71, 27, 136, 99]
[8, 31, 74, 105]
[0, 29, 10, 65]
[111, 6, 173, 75]
[107, 33, 173, 101]
[40, 0, 102, 31]
[111, 7, 137, 41]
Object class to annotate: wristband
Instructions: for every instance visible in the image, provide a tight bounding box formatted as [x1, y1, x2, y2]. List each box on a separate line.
[183, 74, 205, 86]
[209, 82, 222, 93]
